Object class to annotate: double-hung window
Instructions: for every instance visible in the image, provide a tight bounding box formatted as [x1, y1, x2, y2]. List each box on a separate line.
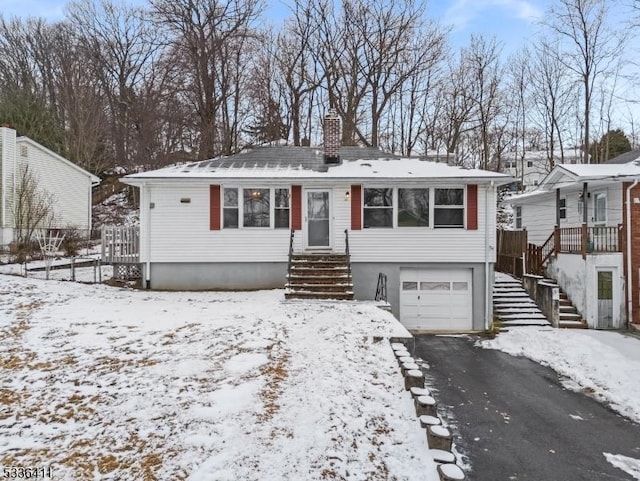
[274, 188, 290, 229]
[515, 206, 522, 229]
[594, 192, 606, 224]
[559, 198, 567, 220]
[223, 188, 239, 228]
[363, 188, 393, 228]
[434, 188, 464, 228]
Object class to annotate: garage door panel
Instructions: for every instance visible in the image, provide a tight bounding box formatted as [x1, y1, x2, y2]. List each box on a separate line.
[399, 269, 472, 331]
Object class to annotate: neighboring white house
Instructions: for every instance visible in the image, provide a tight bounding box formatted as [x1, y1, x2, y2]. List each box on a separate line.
[0, 126, 100, 246]
[120, 111, 511, 332]
[507, 159, 640, 331]
[502, 149, 582, 191]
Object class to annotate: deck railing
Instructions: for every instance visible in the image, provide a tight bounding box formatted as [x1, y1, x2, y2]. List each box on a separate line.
[101, 226, 140, 263]
[497, 225, 622, 278]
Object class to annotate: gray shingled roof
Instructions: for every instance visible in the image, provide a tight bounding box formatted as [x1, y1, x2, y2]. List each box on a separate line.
[183, 146, 405, 172]
[605, 149, 640, 164]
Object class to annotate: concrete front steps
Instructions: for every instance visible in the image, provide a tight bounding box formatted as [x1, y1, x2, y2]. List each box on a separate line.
[285, 254, 354, 301]
[493, 276, 551, 327]
[541, 278, 588, 329]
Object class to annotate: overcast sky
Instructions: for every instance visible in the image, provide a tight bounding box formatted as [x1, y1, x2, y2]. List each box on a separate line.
[1, 0, 552, 54]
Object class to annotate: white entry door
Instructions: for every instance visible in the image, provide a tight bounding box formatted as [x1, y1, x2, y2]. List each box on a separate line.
[305, 190, 331, 249]
[400, 269, 473, 330]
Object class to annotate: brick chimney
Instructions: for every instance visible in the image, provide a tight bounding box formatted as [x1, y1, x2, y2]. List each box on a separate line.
[323, 109, 341, 164]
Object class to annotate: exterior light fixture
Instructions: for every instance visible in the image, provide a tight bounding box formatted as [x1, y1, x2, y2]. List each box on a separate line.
[345, 191, 351, 201]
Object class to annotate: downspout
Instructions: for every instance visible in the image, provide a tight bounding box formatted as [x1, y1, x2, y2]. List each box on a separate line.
[485, 180, 495, 330]
[143, 182, 151, 289]
[626, 179, 638, 329]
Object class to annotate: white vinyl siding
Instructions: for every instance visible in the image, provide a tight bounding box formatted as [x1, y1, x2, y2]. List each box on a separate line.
[516, 184, 624, 245]
[2, 130, 95, 234]
[13, 140, 94, 230]
[144, 183, 496, 264]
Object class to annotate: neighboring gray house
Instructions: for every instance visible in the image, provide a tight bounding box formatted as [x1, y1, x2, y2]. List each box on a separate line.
[0, 126, 100, 246]
[120, 111, 511, 332]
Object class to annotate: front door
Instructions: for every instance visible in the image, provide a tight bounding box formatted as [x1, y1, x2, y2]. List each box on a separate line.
[597, 270, 614, 329]
[305, 190, 331, 248]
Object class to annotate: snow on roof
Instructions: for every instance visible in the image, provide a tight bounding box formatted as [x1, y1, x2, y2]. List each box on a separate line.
[558, 161, 640, 179]
[123, 146, 510, 184]
[507, 161, 640, 203]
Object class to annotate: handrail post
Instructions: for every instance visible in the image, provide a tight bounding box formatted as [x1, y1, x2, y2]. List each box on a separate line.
[344, 229, 351, 278]
[553, 225, 560, 257]
[287, 229, 295, 276]
[581, 223, 587, 259]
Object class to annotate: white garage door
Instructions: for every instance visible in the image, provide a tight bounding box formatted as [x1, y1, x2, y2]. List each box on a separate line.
[400, 269, 473, 330]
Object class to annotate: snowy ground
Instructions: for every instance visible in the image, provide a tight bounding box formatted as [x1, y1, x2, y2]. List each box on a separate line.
[480, 327, 640, 480]
[0, 274, 438, 481]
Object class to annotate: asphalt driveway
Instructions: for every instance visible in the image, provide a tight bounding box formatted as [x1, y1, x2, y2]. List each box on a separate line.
[412, 335, 640, 481]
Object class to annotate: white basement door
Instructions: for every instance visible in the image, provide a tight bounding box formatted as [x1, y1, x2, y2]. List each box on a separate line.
[400, 269, 473, 330]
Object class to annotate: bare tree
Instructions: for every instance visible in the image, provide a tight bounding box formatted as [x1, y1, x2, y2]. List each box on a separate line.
[529, 40, 579, 169]
[275, 3, 324, 146]
[543, 0, 625, 163]
[67, 0, 160, 169]
[11, 165, 56, 261]
[463, 35, 504, 170]
[151, 0, 262, 159]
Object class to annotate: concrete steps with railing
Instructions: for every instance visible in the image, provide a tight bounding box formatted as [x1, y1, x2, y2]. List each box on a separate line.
[285, 254, 354, 300]
[493, 277, 551, 327]
[541, 278, 588, 329]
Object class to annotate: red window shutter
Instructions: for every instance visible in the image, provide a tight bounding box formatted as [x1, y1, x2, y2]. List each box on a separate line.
[291, 185, 302, 230]
[351, 185, 362, 230]
[467, 184, 478, 230]
[210, 185, 221, 230]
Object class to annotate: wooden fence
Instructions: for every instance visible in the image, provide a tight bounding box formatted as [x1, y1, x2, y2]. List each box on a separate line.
[496, 229, 527, 278]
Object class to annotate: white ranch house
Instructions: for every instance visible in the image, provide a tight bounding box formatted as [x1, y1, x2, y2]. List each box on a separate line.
[119, 112, 510, 331]
[0, 126, 100, 246]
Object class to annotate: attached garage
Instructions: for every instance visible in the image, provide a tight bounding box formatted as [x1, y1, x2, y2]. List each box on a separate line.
[399, 268, 473, 330]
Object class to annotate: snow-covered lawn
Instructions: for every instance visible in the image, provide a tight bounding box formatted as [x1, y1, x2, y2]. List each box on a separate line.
[0, 274, 438, 480]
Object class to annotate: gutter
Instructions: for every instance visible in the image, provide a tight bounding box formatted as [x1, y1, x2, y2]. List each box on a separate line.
[626, 179, 638, 328]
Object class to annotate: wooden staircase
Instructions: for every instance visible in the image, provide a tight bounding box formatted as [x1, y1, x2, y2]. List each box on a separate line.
[285, 254, 354, 300]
